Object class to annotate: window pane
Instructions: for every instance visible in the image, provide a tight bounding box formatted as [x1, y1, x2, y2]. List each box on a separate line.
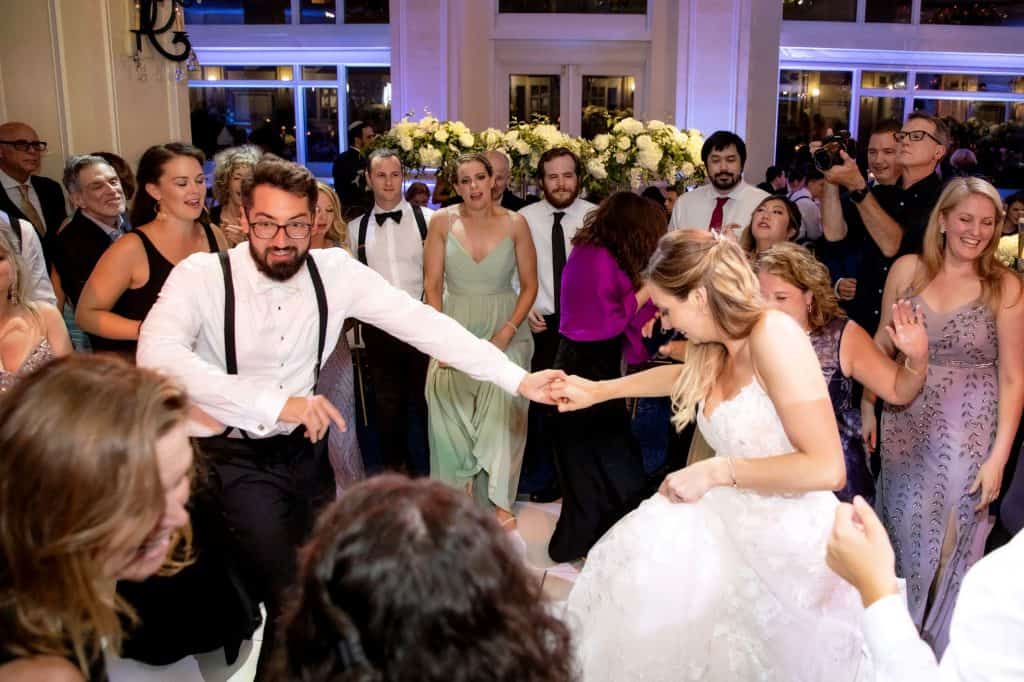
[301, 0, 337, 24]
[304, 87, 339, 177]
[302, 66, 338, 81]
[189, 87, 296, 161]
[912, 99, 1024, 186]
[865, 0, 911, 22]
[915, 73, 1024, 94]
[200, 66, 294, 82]
[509, 75, 561, 127]
[782, 0, 856, 22]
[347, 68, 392, 135]
[344, 0, 390, 23]
[857, 96, 905, 154]
[184, 0, 290, 25]
[861, 71, 908, 90]
[921, 0, 1024, 26]
[581, 76, 634, 139]
[499, 0, 646, 13]
[776, 70, 853, 170]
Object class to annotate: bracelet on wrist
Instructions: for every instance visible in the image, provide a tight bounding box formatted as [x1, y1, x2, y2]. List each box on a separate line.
[902, 356, 923, 376]
[726, 457, 738, 488]
[503, 321, 517, 334]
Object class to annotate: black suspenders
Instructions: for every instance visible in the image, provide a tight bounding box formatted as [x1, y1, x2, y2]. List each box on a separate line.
[217, 251, 328, 438]
[356, 205, 427, 266]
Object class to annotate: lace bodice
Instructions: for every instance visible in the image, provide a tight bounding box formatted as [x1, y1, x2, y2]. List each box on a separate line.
[697, 379, 794, 460]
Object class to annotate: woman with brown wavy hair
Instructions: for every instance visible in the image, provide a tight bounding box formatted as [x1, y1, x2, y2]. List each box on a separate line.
[0, 354, 192, 681]
[549, 230, 869, 681]
[755, 242, 928, 503]
[547, 191, 665, 563]
[270, 475, 573, 682]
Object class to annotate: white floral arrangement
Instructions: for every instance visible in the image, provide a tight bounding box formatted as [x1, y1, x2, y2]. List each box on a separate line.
[377, 115, 477, 177]
[372, 113, 705, 195]
[581, 117, 706, 193]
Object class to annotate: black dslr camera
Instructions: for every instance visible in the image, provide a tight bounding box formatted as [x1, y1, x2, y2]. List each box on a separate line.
[812, 130, 856, 171]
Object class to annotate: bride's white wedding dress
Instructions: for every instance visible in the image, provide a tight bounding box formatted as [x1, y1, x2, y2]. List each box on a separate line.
[566, 379, 869, 681]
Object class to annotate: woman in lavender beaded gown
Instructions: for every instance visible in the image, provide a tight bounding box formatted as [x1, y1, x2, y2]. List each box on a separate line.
[312, 181, 365, 496]
[0, 230, 71, 392]
[868, 177, 1024, 655]
[756, 242, 929, 503]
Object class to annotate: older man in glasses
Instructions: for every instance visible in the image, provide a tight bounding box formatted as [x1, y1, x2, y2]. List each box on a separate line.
[0, 122, 67, 256]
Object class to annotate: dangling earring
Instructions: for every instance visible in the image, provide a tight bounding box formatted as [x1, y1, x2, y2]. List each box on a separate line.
[155, 200, 163, 218]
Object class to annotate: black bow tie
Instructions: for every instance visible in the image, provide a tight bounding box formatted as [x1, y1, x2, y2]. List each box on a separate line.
[375, 210, 402, 226]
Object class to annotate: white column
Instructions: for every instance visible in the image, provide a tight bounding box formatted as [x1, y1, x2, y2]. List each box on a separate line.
[675, 0, 782, 182]
[389, 0, 450, 123]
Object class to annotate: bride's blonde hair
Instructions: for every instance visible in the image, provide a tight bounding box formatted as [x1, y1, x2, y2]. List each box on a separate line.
[644, 231, 764, 431]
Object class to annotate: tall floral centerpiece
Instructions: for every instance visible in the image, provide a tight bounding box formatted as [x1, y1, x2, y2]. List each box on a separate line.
[581, 117, 706, 194]
[376, 115, 477, 178]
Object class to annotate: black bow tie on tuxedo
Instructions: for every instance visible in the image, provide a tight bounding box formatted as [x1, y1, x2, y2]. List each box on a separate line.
[375, 210, 402, 226]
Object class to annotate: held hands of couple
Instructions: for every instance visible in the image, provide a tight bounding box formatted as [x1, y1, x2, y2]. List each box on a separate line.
[517, 369, 569, 405]
[279, 395, 347, 443]
[826, 496, 900, 608]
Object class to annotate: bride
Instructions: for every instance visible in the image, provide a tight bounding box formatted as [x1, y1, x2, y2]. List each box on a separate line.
[550, 230, 900, 681]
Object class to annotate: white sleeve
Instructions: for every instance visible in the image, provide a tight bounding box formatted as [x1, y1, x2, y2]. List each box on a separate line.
[18, 220, 57, 306]
[668, 195, 684, 230]
[863, 595, 941, 682]
[136, 257, 290, 434]
[344, 260, 527, 394]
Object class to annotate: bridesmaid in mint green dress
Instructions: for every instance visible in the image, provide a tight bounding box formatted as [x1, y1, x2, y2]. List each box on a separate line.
[423, 152, 538, 528]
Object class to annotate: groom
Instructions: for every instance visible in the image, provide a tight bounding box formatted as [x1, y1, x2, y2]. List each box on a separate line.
[138, 155, 563, 678]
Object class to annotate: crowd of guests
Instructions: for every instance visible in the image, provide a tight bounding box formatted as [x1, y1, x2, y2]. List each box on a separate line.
[1, 108, 1023, 681]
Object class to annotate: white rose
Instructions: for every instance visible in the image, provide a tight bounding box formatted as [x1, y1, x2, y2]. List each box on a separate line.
[420, 116, 439, 131]
[674, 131, 689, 146]
[505, 130, 520, 143]
[593, 134, 611, 152]
[628, 167, 643, 190]
[616, 136, 631, 151]
[612, 117, 644, 136]
[687, 138, 703, 160]
[418, 145, 442, 168]
[638, 146, 663, 172]
[515, 140, 531, 155]
[647, 119, 666, 130]
[413, 127, 425, 138]
[459, 132, 475, 148]
[635, 134, 654, 150]
[450, 121, 470, 136]
[585, 158, 608, 180]
[483, 128, 503, 146]
[682, 162, 695, 177]
[398, 134, 414, 152]
[434, 129, 449, 143]
[614, 151, 628, 164]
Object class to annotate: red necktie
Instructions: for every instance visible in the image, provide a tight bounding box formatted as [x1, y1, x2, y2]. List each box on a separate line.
[709, 197, 729, 232]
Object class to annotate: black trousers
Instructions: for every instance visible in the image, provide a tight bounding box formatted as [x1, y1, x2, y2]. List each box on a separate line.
[361, 324, 430, 476]
[201, 428, 334, 680]
[519, 315, 561, 493]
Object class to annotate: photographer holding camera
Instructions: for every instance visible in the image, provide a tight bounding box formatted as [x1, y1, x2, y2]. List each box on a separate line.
[820, 114, 948, 336]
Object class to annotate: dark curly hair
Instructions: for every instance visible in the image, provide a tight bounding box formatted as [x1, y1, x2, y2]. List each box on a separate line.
[270, 475, 574, 682]
[572, 191, 668, 288]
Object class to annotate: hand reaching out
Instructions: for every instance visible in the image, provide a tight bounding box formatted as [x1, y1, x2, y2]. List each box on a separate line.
[518, 369, 567, 405]
[826, 496, 899, 607]
[549, 374, 603, 412]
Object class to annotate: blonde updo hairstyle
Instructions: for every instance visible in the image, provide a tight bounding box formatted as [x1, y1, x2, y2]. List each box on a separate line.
[644, 230, 763, 431]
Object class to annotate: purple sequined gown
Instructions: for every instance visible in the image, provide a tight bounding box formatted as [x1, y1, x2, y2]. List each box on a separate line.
[877, 295, 997, 655]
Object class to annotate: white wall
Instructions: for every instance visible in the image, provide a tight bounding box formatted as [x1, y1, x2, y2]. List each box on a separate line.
[0, 0, 192, 179]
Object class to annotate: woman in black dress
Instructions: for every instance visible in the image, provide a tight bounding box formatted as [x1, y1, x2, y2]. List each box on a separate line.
[77, 143, 227, 357]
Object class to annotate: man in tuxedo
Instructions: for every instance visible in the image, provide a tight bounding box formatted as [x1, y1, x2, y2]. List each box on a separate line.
[668, 130, 768, 238]
[348, 148, 434, 476]
[332, 120, 376, 220]
[0, 122, 67, 258]
[52, 155, 129, 309]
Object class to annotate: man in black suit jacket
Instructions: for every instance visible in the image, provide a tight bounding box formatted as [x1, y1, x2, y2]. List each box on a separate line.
[52, 155, 128, 308]
[0, 122, 67, 258]
[332, 120, 376, 220]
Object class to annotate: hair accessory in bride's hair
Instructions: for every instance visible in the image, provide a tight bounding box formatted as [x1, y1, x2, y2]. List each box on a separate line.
[710, 228, 724, 242]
